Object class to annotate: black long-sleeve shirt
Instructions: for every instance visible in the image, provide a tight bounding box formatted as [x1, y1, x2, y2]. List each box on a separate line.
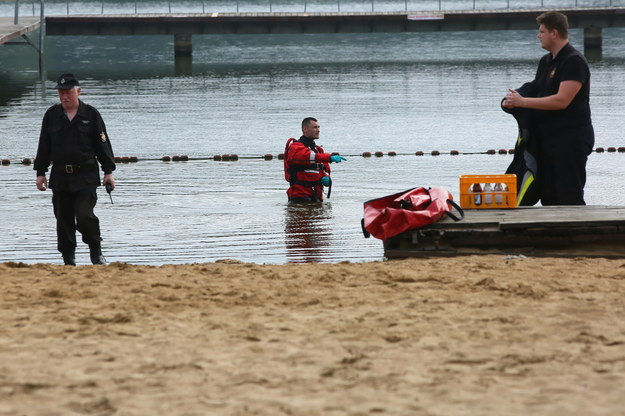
[34, 100, 115, 192]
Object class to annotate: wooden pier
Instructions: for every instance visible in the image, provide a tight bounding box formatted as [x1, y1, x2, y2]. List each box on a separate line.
[0, 16, 40, 45]
[384, 206, 625, 258]
[42, 6, 625, 62]
[3, 6, 625, 71]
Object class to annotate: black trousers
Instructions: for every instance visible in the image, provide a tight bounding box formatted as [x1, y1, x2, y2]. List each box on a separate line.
[538, 124, 594, 206]
[52, 188, 101, 254]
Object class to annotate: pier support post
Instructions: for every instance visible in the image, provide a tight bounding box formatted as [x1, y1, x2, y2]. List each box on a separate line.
[174, 34, 192, 57]
[174, 34, 193, 76]
[39, 6, 46, 96]
[584, 26, 602, 62]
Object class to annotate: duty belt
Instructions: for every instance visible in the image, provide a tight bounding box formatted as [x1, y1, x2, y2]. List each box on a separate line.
[53, 159, 96, 174]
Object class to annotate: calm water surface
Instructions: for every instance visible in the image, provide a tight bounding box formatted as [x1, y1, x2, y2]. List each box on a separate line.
[1, 4, 625, 264]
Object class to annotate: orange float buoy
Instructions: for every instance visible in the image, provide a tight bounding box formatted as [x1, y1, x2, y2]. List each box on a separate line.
[498, 149, 508, 155]
[374, 151, 383, 157]
[230, 154, 238, 161]
[509, 149, 515, 154]
[1, 159, 10, 166]
[162, 156, 171, 162]
[213, 155, 222, 161]
[450, 150, 459, 155]
[180, 155, 189, 161]
[607, 147, 616, 152]
[362, 152, 371, 157]
[618, 147, 625, 153]
[431, 150, 440, 156]
[595, 147, 605, 153]
[388, 151, 397, 156]
[264, 154, 273, 160]
[21, 158, 32, 165]
[486, 149, 496, 155]
[415, 151, 424, 156]
[129, 156, 138, 162]
[278, 153, 285, 160]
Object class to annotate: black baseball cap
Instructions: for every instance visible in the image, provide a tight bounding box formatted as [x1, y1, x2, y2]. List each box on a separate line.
[55, 73, 80, 90]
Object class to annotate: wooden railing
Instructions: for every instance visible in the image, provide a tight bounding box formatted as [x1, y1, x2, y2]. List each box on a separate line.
[12, 0, 624, 16]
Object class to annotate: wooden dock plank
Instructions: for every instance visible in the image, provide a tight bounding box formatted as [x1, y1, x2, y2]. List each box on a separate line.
[384, 206, 625, 258]
[0, 17, 40, 45]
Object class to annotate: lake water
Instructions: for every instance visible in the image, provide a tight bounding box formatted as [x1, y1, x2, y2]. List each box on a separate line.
[2, 1, 625, 264]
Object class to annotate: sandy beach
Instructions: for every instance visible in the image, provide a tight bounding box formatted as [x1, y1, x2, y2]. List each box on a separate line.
[1, 255, 625, 415]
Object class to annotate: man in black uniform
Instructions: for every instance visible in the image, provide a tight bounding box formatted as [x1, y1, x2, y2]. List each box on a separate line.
[503, 11, 594, 205]
[34, 73, 116, 265]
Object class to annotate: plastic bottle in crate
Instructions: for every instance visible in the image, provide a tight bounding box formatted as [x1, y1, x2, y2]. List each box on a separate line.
[470, 183, 482, 206]
[494, 183, 504, 204]
[484, 183, 493, 205]
[502, 183, 509, 205]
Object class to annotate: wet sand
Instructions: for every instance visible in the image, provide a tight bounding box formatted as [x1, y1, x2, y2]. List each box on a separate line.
[1, 255, 625, 415]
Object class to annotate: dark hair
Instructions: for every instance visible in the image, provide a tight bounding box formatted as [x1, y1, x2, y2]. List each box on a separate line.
[536, 11, 569, 39]
[302, 117, 317, 129]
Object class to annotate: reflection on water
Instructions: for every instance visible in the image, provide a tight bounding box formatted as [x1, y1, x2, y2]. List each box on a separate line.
[174, 55, 193, 76]
[284, 202, 332, 263]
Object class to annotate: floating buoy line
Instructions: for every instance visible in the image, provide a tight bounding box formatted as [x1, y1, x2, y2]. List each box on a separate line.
[3, 147, 624, 166]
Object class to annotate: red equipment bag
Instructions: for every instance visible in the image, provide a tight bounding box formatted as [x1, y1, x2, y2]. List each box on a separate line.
[361, 187, 464, 240]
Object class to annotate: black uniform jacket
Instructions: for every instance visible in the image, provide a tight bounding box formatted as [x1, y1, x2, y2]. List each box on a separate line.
[34, 100, 116, 192]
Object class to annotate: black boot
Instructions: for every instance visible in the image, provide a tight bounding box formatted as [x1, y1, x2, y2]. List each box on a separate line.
[62, 252, 76, 266]
[89, 243, 107, 265]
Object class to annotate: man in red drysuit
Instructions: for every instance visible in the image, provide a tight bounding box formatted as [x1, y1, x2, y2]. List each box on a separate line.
[284, 117, 346, 203]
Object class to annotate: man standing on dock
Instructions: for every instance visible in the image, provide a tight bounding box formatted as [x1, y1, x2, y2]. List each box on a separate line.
[503, 11, 594, 205]
[34, 73, 116, 265]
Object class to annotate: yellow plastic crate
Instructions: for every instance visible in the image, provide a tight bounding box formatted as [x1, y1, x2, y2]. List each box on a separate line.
[459, 174, 517, 209]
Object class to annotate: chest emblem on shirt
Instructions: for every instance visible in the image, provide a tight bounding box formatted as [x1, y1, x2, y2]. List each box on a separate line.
[100, 132, 107, 142]
[81, 120, 90, 124]
[550, 68, 556, 78]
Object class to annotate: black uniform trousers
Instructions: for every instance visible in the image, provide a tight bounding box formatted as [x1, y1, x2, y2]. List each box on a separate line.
[537, 124, 594, 206]
[52, 188, 101, 254]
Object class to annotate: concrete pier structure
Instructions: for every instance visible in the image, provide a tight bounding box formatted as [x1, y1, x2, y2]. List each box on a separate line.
[5, 7, 625, 68]
[42, 7, 625, 63]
